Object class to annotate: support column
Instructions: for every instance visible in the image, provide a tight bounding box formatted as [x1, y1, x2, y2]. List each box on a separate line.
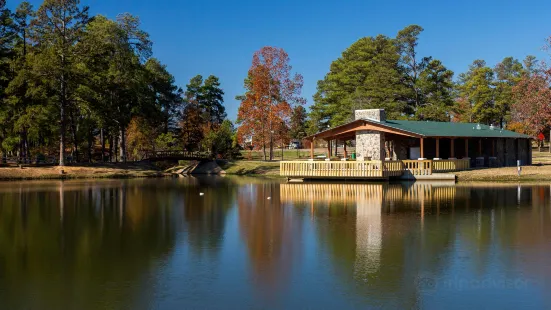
[326, 140, 330, 159]
[435, 138, 440, 160]
[310, 138, 314, 159]
[450, 138, 455, 159]
[344, 142, 348, 159]
[479, 139, 482, 157]
[420, 138, 425, 159]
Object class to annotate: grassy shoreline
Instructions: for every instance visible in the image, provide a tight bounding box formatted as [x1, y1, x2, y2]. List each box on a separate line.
[0, 163, 171, 181]
[3, 154, 551, 182]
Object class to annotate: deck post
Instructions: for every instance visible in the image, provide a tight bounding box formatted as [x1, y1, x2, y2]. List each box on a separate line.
[344, 142, 348, 159]
[479, 139, 482, 157]
[326, 139, 330, 159]
[450, 138, 455, 158]
[435, 138, 440, 159]
[420, 138, 425, 159]
[310, 138, 314, 159]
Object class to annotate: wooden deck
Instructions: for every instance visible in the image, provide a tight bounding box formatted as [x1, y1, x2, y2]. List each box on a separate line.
[280, 159, 470, 179]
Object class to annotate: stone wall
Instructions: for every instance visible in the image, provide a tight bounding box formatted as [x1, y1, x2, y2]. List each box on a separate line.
[355, 109, 386, 122]
[391, 138, 409, 160]
[356, 130, 385, 160]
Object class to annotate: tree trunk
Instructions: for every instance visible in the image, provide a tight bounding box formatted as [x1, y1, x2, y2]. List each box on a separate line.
[119, 127, 126, 163]
[269, 132, 274, 161]
[108, 134, 113, 162]
[59, 100, 66, 166]
[263, 143, 267, 161]
[113, 135, 118, 163]
[87, 128, 93, 163]
[70, 112, 79, 162]
[23, 131, 29, 163]
[100, 128, 106, 162]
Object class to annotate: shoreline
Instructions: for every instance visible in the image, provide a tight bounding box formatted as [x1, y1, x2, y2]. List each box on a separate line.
[1, 160, 551, 183]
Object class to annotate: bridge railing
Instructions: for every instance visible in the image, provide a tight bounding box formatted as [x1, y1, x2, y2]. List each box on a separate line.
[142, 150, 212, 160]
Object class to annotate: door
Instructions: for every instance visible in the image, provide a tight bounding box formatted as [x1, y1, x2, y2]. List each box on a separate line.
[409, 147, 420, 160]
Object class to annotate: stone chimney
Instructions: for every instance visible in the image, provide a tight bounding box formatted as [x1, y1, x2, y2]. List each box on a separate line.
[355, 109, 386, 122]
[354, 109, 386, 161]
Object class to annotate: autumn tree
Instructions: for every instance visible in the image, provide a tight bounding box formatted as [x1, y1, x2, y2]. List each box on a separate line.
[510, 41, 551, 137]
[511, 68, 551, 136]
[236, 47, 305, 161]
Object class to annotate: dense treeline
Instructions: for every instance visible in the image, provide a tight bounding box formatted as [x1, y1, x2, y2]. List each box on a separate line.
[0, 0, 236, 165]
[307, 25, 546, 137]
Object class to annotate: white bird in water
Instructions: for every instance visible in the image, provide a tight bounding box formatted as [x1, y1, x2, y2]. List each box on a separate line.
[267, 197, 271, 200]
[200, 193, 204, 196]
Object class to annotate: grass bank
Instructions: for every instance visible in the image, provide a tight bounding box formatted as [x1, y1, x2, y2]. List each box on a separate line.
[455, 165, 551, 182]
[217, 160, 281, 176]
[455, 151, 551, 182]
[0, 162, 169, 181]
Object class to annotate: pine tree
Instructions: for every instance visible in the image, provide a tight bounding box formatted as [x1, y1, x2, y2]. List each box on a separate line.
[30, 0, 90, 166]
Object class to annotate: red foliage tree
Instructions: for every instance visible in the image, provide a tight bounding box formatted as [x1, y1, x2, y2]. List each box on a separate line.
[511, 68, 551, 136]
[236, 47, 305, 161]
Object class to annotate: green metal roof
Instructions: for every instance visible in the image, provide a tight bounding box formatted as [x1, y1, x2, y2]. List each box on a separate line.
[367, 119, 532, 139]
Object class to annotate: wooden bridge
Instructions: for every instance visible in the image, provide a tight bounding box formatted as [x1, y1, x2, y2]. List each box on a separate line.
[142, 150, 212, 161]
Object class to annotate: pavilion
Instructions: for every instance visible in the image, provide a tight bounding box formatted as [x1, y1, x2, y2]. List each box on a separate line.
[280, 109, 532, 180]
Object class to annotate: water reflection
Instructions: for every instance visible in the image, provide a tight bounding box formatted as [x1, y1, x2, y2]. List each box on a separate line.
[237, 183, 302, 294]
[281, 182, 551, 309]
[0, 179, 550, 309]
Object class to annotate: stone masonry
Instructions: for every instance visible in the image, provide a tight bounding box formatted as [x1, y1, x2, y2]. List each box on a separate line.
[356, 130, 385, 160]
[355, 109, 386, 160]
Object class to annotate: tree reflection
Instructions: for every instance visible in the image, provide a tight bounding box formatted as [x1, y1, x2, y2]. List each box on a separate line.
[182, 176, 235, 258]
[0, 180, 178, 310]
[237, 183, 302, 294]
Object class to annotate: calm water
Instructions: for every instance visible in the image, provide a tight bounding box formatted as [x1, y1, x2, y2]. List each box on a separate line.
[0, 178, 550, 309]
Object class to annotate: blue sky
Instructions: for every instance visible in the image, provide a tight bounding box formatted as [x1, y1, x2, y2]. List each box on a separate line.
[9, 0, 551, 121]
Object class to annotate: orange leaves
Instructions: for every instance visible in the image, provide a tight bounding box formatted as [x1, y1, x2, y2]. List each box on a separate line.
[236, 47, 305, 157]
[511, 69, 551, 136]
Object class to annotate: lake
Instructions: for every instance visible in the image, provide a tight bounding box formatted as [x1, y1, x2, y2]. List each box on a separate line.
[0, 178, 550, 309]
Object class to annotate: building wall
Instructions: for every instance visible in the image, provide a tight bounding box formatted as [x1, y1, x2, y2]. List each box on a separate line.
[356, 130, 385, 160]
[517, 139, 529, 165]
[505, 139, 516, 166]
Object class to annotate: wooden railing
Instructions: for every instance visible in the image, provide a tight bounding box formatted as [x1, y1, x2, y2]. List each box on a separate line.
[432, 159, 470, 172]
[383, 161, 404, 177]
[280, 158, 471, 179]
[280, 161, 386, 178]
[402, 160, 433, 176]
